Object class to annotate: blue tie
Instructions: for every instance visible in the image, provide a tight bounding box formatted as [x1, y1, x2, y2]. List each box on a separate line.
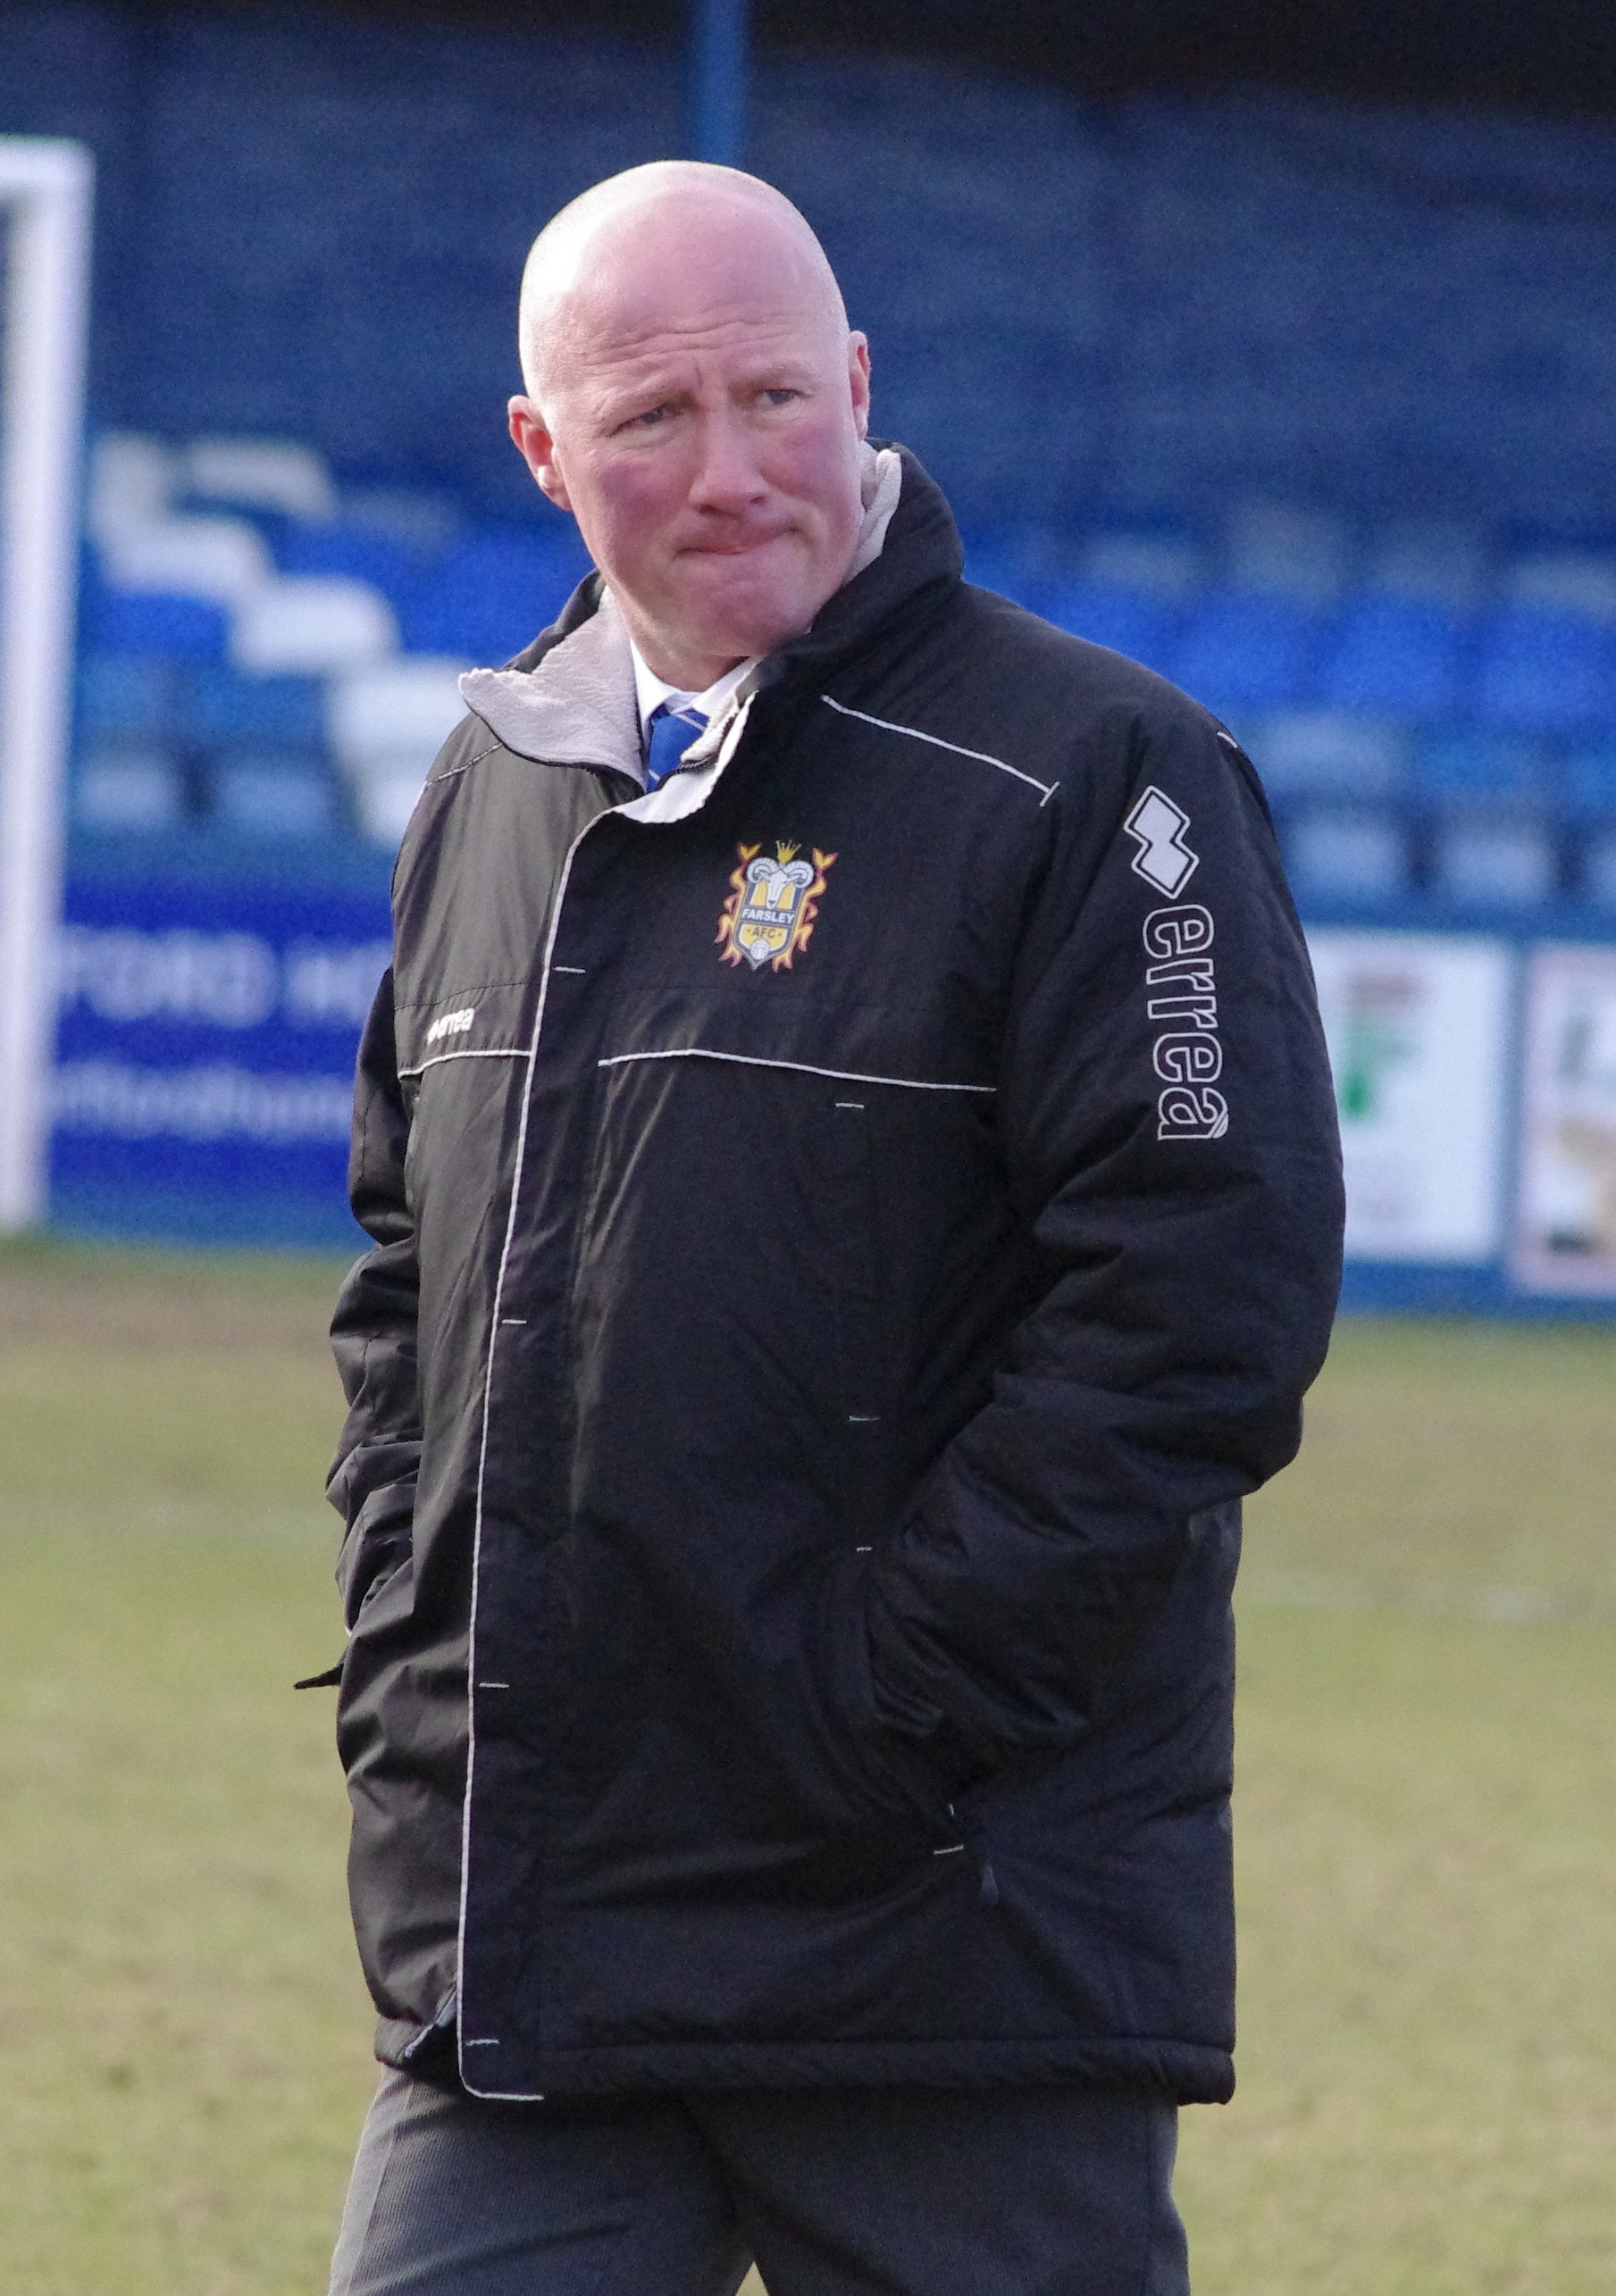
[644, 703, 708, 791]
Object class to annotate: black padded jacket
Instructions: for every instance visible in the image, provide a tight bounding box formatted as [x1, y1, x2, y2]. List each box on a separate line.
[325, 447, 1344, 2104]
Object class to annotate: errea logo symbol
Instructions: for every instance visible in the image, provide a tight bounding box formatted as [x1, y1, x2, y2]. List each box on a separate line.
[1124, 787, 1199, 898]
[425, 1006, 475, 1044]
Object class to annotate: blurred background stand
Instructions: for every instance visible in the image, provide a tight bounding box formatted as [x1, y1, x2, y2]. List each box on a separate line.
[2, 4, 1616, 1296]
[1, 16, 1615, 2296]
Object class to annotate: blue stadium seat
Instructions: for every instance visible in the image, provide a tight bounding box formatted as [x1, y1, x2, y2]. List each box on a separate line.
[398, 526, 593, 662]
[75, 653, 178, 745]
[1433, 820, 1560, 906]
[73, 746, 188, 833]
[1077, 530, 1205, 600]
[1418, 730, 1552, 806]
[81, 586, 229, 663]
[1508, 553, 1616, 622]
[1564, 744, 1616, 822]
[1168, 589, 1327, 715]
[1282, 806, 1411, 904]
[1365, 521, 1489, 610]
[1562, 747, 1616, 902]
[212, 751, 339, 839]
[1227, 504, 1349, 604]
[1417, 731, 1560, 906]
[1319, 595, 1468, 718]
[1581, 836, 1616, 908]
[275, 520, 425, 611]
[1472, 605, 1616, 735]
[1246, 711, 1408, 803]
[178, 665, 327, 748]
[1036, 581, 1179, 673]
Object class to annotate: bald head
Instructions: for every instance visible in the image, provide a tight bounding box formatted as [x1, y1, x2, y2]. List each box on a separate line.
[507, 162, 873, 689]
[517, 163, 849, 405]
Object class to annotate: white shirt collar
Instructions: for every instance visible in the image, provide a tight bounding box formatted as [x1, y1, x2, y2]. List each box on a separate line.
[628, 643, 755, 742]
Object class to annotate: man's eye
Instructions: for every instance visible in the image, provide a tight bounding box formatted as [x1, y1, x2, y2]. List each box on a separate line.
[761, 388, 799, 408]
[633, 406, 668, 429]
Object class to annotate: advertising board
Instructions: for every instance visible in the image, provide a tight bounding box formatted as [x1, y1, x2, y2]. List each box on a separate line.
[40, 882, 1616, 1311]
[51, 873, 390, 1247]
[1512, 945, 1616, 1298]
[1306, 930, 1513, 1265]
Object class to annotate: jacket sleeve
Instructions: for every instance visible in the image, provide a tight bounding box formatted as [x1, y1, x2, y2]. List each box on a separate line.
[326, 965, 423, 1630]
[863, 698, 1344, 1782]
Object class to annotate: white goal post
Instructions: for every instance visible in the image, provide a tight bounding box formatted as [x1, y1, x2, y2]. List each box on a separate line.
[0, 139, 93, 1231]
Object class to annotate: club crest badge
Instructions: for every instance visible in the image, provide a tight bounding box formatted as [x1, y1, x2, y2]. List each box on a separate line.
[717, 841, 837, 971]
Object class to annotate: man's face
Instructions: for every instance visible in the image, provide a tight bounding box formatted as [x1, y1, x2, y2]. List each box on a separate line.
[509, 204, 871, 689]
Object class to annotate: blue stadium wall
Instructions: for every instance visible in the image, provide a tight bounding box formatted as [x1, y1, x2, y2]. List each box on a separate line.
[5, 2, 1615, 534]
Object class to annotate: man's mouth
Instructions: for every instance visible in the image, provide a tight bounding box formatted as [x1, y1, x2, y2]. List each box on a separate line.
[680, 530, 791, 558]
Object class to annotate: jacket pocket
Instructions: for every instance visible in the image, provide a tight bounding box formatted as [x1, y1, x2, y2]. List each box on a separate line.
[336, 1481, 416, 1629]
[781, 1541, 965, 1850]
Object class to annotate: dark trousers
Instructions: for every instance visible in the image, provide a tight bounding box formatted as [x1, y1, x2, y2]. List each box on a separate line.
[329, 2068, 1191, 2296]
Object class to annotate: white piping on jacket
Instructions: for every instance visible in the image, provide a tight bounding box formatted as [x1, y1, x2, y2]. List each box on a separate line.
[428, 740, 501, 787]
[819, 693, 1056, 801]
[453, 655, 757, 2094]
[398, 1047, 527, 1081]
[597, 1046, 994, 1094]
[455, 810, 601, 2102]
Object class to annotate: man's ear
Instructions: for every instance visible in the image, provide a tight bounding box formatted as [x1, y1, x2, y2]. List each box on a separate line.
[508, 397, 573, 513]
[848, 334, 872, 443]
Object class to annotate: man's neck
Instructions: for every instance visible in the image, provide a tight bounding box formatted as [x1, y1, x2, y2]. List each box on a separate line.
[623, 625, 749, 693]
[629, 639, 754, 735]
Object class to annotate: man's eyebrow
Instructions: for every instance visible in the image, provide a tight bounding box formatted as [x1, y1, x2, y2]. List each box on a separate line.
[588, 375, 694, 423]
[592, 357, 819, 423]
[724, 355, 823, 397]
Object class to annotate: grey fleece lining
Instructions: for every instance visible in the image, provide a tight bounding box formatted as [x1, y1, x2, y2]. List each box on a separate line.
[456, 445, 903, 776]
[846, 441, 902, 581]
[459, 587, 641, 779]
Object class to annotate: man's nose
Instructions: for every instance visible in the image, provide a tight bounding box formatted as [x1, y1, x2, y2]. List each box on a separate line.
[688, 407, 767, 512]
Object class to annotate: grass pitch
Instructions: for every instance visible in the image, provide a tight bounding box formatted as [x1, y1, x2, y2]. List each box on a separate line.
[0, 1241, 1612, 2295]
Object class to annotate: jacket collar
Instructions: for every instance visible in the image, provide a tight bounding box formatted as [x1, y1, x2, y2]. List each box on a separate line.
[457, 442, 962, 782]
[460, 586, 641, 778]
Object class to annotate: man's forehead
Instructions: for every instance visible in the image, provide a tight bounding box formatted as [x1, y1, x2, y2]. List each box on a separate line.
[521, 171, 848, 400]
[545, 260, 845, 409]
[567, 296, 833, 374]
[554, 327, 830, 426]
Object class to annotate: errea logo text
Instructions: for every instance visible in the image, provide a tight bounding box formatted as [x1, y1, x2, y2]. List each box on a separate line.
[425, 1007, 475, 1045]
[1143, 904, 1227, 1140]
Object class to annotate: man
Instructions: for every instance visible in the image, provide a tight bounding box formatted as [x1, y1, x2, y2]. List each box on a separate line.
[322, 162, 1344, 2295]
